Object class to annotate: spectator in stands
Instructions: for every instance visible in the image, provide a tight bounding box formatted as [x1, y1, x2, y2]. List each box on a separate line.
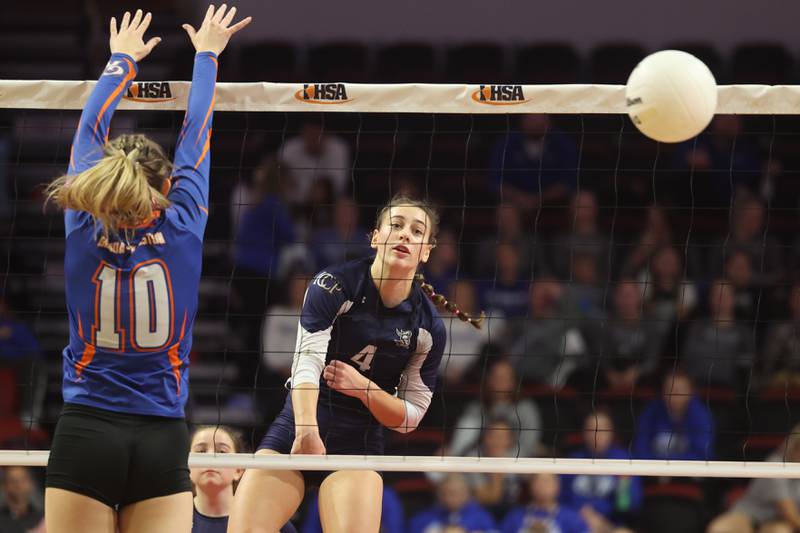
[230, 156, 292, 236]
[759, 283, 800, 389]
[620, 206, 673, 279]
[302, 486, 404, 533]
[232, 157, 296, 351]
[546, 191, 609, 281]
[673, 115, 761, 207]
[724, 250, 759, 322]
[0, 296, 43, 431]
[634, 370, 714, 461]
[642, 246, 698, 351]
[423, 227, 460, 292]
[508, 278, 588, 387]
[262, 272, 309, 378]
[643, 247, 697, 320]
[475, 204, 534, 277]
[300, 177, 336, 232]
[280, 116, 351, 204]
[309, 196, 370, 269]
[479, 243, 530, 319]
[561, 250, 606, 323]
[682, 280, 755, 389]
[708, 196, 783, 287]
[441, 279, 502, 385]
[466, 418, 523, 521]
[489, 114, 578, 212]
[0, 466, 44, 533]
[502, 473, 589, 533]
[707, 423, 800, 533]
[561, 411, 642, 532]
[596, 279, 665, 390]
[409, 473, 496, 533]
[449, 358, 542, 458]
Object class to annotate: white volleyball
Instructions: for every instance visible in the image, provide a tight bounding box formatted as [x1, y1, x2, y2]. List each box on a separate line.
[625, 50, 718, 143]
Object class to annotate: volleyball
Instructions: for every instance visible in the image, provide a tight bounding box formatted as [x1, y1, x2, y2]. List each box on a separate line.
[625, 50, 718, 143]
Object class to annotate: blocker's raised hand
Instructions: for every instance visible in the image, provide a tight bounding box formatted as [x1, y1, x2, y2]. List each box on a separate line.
[109, 9, 161, 62]
[182, 4, 252, 56]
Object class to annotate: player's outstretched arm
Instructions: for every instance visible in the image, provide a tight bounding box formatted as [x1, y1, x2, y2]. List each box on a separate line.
[182, 3, 252, 56]
[169, 4, 251, 236]
[69, 9, 160, 175]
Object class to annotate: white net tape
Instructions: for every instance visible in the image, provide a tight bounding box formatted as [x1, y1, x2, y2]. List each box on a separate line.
[2, 451, 800, 478]
[0, 80, 798, 114]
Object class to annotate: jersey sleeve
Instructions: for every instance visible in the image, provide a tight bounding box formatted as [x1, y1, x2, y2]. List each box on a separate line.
[290, 270, 353, 387]
[65, 53, 138, 235]
[393, 317, 446, 433]
[168, 51, 218, 238]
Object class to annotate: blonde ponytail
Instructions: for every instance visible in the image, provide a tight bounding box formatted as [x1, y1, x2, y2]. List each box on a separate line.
[45, 134, 172, 237]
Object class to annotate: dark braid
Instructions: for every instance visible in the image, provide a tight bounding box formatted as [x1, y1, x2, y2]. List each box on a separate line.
[415, 273, 485, 329]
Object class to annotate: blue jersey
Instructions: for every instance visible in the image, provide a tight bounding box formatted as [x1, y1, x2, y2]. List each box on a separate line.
[290, 256, 446, 425]
[409, 501, 497, 533]
[633, 396, 715, 461]
[61, 52, 217, 418]
[501, 505, 589, 533]
[560, 446, 643, 520]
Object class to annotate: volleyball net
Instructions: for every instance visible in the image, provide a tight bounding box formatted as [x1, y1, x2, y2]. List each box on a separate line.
[0, 80, 799, 483]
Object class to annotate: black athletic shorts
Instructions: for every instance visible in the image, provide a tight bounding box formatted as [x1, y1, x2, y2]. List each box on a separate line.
[46, 403, 192, 509]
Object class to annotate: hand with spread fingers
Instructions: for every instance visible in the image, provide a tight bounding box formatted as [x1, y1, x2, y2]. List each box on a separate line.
[109, 9, 161, 62]
[182, 4, 252, 56]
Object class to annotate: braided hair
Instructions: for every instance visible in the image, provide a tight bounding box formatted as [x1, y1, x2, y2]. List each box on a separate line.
[415, 273, 484, 329]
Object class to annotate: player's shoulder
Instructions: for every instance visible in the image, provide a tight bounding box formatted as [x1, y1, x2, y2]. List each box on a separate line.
[310, 255, 373, 297]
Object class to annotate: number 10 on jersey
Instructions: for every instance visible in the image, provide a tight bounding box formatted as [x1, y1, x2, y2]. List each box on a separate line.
[92, 259, 174, 351]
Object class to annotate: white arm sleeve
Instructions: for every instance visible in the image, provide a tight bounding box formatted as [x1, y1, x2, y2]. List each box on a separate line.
[394, 329, 435, 433]
[289, 299, 353, 388]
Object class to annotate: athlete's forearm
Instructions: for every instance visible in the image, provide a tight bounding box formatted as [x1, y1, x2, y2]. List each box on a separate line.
[291, 383, 320, 431]
[358, 382, 407, 430]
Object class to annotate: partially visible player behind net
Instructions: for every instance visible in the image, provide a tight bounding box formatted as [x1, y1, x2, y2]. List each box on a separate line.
[42, 6, 250, 533]
[228, 196, 483, 533]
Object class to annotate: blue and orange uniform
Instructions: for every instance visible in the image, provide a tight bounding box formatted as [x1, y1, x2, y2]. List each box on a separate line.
[259, 256, 447, 477]
[46, 51, 219, 508]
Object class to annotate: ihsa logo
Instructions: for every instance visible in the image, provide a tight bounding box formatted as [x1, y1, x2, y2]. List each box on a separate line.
[294, 83, 351, 104]
[471, 84, 528, 105]
[124, 82, 175, 103]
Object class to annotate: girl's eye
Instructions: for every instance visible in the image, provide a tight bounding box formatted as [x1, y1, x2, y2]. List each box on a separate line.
[414, 229, 424, 237]
[390, 223, 401, 229]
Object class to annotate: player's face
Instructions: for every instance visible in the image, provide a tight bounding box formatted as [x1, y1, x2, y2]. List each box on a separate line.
[189, 428, 243, 492]
[371, 205, 433, 273]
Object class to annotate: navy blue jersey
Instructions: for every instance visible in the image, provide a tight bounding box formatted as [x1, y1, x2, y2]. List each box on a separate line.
[290, 256, 446, 428]
[61, 52, 217, 418]
[192, 508, 297, 533]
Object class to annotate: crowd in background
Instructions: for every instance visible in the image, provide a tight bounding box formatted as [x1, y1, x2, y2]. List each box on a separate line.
[0, 108, 798, 532]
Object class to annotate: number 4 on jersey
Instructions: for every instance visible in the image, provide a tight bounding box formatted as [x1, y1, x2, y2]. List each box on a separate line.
[350, 344, 377, 372]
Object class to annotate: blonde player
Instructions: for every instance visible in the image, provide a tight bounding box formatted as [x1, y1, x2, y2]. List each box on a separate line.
[43, 6, 250, 533]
